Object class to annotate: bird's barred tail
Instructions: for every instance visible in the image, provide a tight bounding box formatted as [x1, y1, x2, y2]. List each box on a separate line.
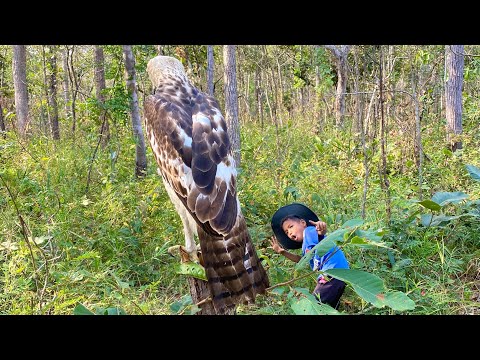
[197, 216, 269, 314]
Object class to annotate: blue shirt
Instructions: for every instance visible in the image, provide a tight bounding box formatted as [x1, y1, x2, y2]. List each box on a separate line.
[302, 226, 349, 279]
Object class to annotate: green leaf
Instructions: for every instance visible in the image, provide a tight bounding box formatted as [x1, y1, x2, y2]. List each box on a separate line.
[416, 199, 441, 211]
[295, 231, 339, 271]
[354, 229, 383, 242]
[73, 303, 95, 315]
[466, 164, 480, 181]
[170, 295, 193, 314]
[101, 307, 127, 315]
[350, 236, 369, 245]
[271, 287, 286, 295]
[421, 213, 465, 227]
[421, 214, 433, 226]
[176, 262, 207, 281]
[431, 191, 468, 206]
[325, 268, 386, 308]
[384, 291, 416, 311]
[290, 297, 340, 315]
[442, 148, 453, 157]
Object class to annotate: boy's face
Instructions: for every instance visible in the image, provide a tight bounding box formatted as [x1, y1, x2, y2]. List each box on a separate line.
[281, 218, 307, 243]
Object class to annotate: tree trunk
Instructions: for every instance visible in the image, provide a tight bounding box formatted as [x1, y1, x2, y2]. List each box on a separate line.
[223, 45, 241, 167]
[207, 45, 214, 96]
[123, 45, 147, 177]
[68, 46, 78, 137]
[352, 48, 363, 140]
[12, 45, 29, 137]
[62, 46, 71, 120]
[187, 277, 218, 315]
[445, 45, 464, 152]
[378, 47, 391, 223]
[48, 45, 60, 140]
[412, 70, 424, 201]
[324, 45, 351, 129]
[0, 101, 5, 138]
[95, 45, 110, 146]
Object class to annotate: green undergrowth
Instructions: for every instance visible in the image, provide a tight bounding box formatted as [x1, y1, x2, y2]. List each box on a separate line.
[1, 115, 479, 315]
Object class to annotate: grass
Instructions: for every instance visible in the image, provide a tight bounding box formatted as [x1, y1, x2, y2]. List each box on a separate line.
[0, 114, 479, 315]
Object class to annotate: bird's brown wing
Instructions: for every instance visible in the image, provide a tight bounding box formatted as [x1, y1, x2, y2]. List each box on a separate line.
[144, 91, 268, 313]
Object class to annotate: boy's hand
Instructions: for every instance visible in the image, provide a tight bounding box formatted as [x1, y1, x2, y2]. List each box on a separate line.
[309, 220, 327, 235]
[269, 235, 284, 254]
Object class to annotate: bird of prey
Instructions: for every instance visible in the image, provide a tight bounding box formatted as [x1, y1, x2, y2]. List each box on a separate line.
[143, 55, 269, 314]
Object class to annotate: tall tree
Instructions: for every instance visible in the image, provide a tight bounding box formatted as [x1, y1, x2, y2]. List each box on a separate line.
[123, 45, 147, 177]
[324, 45, 351, 128]
[12, 45, 29, 137]
[47, 45, 60, 140]
[95, 45, 109, 145]
[223, 45, 241, 167]
[62, 46, 71, 119]
[0, 100, 5, 138]
[207, 45, 214, 96]
[445, 45, 464, 152]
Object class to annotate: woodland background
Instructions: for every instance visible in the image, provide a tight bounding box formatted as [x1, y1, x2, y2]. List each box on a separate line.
[0, 45, 479, 315]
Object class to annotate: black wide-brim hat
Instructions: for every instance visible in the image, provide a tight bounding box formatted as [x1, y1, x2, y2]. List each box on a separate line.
[271, 203, 319, 250]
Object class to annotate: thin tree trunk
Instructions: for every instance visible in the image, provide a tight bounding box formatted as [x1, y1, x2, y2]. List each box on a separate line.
[352, 48, 363, 140]
[62, 46, 71, 120]
[95, 45, 109, 146]
[223, 45, 241, 167]
[324, 45, 351, 129]
[68, 46, 78, 137]
[246, 72, 252, 121]
[445, 45, 464, 152]
[41, 46, 51, 137]
[0, 101, 5, 138]
[207, 45, 214, 96]
[47, 45, 60, 140]
[378, 47, 391, 223]
[412, 71, 423, 201]
[12, 45, 29, 137]
[361, 87, 376, 218]
[123, 45, 147, 177]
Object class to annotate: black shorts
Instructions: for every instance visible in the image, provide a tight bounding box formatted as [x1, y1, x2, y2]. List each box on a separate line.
[313, 277, 346, 309]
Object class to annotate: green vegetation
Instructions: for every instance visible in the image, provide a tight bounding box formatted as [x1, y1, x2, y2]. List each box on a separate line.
[1, 44, 479, 315]
[1, 115, 478, 315]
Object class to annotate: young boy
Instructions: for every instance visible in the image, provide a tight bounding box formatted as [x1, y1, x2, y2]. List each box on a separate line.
[270, 203, 349, 309]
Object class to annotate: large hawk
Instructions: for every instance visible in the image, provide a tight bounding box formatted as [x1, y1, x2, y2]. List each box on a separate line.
[144, 56, 269, 314]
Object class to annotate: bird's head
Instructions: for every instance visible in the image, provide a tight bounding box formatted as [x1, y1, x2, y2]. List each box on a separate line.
[147, 55, 188, 87]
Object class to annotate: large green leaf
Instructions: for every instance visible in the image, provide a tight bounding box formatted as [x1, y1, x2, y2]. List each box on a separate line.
[416, 199, 441, 211]
[100, 307, 127, 315]
[384, 291, 416, 311]
[325, 268, 415, 310]
[290, 297, 340, 315]
[325, 268, 386, 307]
[73, 303, 95, 315]
[342, 218, 364, 228]
[466, 164, 480, 181]
[431, 191, 468, 206]
[421, 213, 466, 227]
